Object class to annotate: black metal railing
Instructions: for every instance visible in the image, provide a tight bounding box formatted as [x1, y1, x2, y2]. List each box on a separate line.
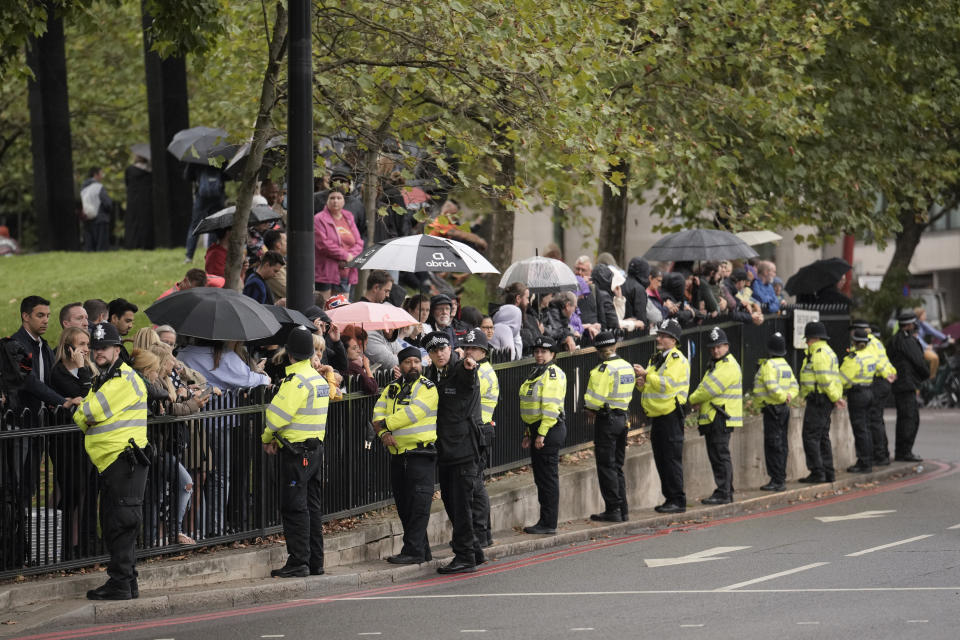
[0, 310, 846, 578]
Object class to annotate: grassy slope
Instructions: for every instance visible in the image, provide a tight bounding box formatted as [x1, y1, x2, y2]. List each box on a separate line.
[1, 249, 191, 344]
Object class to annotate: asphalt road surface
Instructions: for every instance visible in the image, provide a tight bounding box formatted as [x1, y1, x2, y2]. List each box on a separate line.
[18, 410, 960, 640]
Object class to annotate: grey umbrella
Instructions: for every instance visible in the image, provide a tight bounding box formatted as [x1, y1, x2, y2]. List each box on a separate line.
[642, 229, 759, 262]
[145, 287, 282, 342]
[130, 142, 151, 161]
[498, 256, 579, 294]
[167, 126, 235, 166]
[192, 204, 282, 236]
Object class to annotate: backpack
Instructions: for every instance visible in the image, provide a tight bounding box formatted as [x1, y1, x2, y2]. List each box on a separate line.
[197, 168, 224, 199]
[0, 336, 31, 402]
[80, 181, 103, 220]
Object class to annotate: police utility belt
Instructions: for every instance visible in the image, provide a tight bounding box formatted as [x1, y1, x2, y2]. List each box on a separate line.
[401, 441, 437, 457]
[598, 406, 626, 417]
[120, 438, 153, 468]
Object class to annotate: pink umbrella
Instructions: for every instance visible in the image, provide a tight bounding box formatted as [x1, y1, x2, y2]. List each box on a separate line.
[942, 322, 960, 341]
[325, 301, 418, 330]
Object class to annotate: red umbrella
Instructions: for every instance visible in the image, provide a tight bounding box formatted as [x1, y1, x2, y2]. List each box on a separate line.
[942, 322, 960, 340]
[325, 301, 418, 330]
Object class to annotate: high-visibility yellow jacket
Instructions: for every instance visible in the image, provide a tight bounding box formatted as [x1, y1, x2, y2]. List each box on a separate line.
[519, 362, 567, 436]
[867, 334, 897, 379]
[639, 346, 690, 417]
[73, 362, 149, 473]
[478, 360, 500, 424]
[751, 357, 798, 408]
[262, 359, 330, 446]
[840, 347, 879, 389]
[799, 341, 842, 403]
[689, 354, 743, 427]
[372, 375, 439, 454]
[585, 356, 635, 412]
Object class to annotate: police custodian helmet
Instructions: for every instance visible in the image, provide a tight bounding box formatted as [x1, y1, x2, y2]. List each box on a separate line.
[459, 329, 489, 351]
[705, 326, 729, 348]
[533, 335, 559, 352]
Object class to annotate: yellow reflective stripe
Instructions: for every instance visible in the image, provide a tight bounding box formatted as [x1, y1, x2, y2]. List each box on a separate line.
[267, 404, 294, 423]
[85, 416, 149, 436]
[392, 423, 437, 436]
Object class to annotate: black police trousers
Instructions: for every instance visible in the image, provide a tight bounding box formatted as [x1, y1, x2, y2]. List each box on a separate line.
[700, 418, 734, 498]
[650, 409, 685, 507]
[279, 442, 324, 572]
[391, 451, 436, 560]
[870, 378, 892, 463]
[439, 459, 481, 564]
[529, 419, 567, 529]
[848, 386, 874, 466]
[594, 411, 628, 516]
[802, 393, 835, 479]
[762, 404, 790, 484]
[470, 424, 495, 547]
[894, 390, 920, 458]
[99, 454, 149, 592]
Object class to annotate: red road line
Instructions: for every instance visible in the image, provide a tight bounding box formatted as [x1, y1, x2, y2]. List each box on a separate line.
[15, 461, 954, 640]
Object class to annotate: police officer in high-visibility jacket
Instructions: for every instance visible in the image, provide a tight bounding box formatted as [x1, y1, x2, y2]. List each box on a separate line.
[752, 332, 798, 492]
[460, 329, 499, 548]
[261, 327, 329, 578]
[520, 335, 567, 535]
[798, 321, 845, 483]
[840, 329, 879, 473]
[689, 327, 742, 505]
[584, 331, 635, 522]
[74, 322, 149, 601]
[851, 320, 897, 466]
[372, 345, 439, 565]
[635, 319, 690, 513]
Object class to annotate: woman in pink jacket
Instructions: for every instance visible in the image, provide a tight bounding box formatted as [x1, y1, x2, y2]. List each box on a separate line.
[314, 191, 364, 299]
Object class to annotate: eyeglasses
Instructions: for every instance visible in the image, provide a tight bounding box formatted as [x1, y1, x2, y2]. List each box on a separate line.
[480, 325, 495, 331]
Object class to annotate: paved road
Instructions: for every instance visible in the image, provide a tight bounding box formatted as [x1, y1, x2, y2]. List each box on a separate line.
[19, 410, 960, 640]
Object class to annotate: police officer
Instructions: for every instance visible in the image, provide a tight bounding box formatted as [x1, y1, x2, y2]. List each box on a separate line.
[459, 329, 499, 548]
[689, 327, 742, 505]
[840, 328, 878, 473]
[752, 332, 798, 491]
[887, 311, 929, 462]
[423, 331, 483, 574]
[850, 320, 897, 465]
[798, 321, 844, 483]
[372, 345, 439, 565]
[261, 327, 329, 578]
[74, 322, 149, 600]
[634, 319, 689, 514]
[584, 331, 635, 522]
[519, 335, 567, 534]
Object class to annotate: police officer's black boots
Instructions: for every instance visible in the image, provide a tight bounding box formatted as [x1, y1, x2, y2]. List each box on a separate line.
[271, 562, 309, 578]
[86, 580, 133, 600]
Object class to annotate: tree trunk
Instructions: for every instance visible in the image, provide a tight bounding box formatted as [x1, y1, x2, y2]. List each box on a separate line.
[356, 146, 381, 298]
[26, 1, 77, 251]
[873, 206, 927, 324]
[484, 142, 516, 301]
[142, 3, 191, 248]
[598, 159, 629, 266]
[224, 2, 288, 291]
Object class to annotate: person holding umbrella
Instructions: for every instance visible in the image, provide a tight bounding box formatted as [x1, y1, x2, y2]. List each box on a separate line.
[261, 327, 329, 578]
[519, 335, 568, 535]
[688, 327, 743, 505]
[634, 319, 690, 513]
[797, 322, 844, 483]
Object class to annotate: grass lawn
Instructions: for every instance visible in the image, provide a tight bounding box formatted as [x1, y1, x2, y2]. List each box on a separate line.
[1, 249, 193, 344]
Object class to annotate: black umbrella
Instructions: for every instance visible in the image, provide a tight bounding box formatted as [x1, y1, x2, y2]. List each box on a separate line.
[784, 257, 852, 296]
[224, 136, 286, 178]
[192, 204, 282, 236]
[259, 305, 317, 345]
[642, 229, 759, 262]
[167, 126, 237, 166]
[145, 287, 282, 341]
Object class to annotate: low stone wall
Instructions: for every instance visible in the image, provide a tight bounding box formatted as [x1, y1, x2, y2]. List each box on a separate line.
[320, 408, 855, 567]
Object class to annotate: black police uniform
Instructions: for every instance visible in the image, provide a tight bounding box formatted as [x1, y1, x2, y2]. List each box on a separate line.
[424, 337, 483, 570]
[887, 315, 929, 461]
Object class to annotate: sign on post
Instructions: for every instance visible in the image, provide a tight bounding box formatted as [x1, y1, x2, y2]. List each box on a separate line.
[793, 309, 820, 350]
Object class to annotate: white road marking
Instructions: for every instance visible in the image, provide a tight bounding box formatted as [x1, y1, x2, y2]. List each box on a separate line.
[680, 624, 705, 628]
[796, 621, 819, 625]
[569, 628, 594, 631]
[645, 546, 751, 568]
[815, 510, 896, 523]
[907, 620, 928, 623]
[358, 634, 382, 637]
[460, 631, 487, 633]
[846, 535, 933, 557]
[715, 563, 829, 591]
[948, 523, 960, 530]
[261, 636, 285, 639]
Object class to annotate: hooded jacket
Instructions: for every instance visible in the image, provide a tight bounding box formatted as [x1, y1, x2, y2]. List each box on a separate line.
[492, 304, 524, 359]
[622, 258, 650, 325]
[578, 265, 619, 331]
[660, 272, 696, 326]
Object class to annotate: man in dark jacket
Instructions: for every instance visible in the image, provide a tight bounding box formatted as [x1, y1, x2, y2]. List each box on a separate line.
[579, 264, 619, 336]
[660, 272, 697, 326]
[423, 332, 483, 575]
[887, 312, 929, 462]
[622, 258, 650, 332]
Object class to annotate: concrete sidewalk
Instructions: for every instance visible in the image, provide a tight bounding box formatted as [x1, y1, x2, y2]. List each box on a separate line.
[0, 409, 925, 635]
